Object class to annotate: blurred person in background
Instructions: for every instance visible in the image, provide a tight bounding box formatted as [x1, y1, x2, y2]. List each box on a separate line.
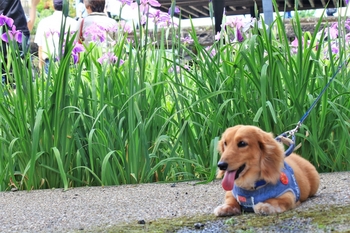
[34, 0, 76, 73]
[0, 0, 40, 36]
[0, 0, 40, 52]
[27, 0, 41, 31]
[105, 0, 118, 18]
[76, 0, 88, 20]
[105, 0, 137, 26]
[1, 0, 40, 84]
[75, 0, 118, 47]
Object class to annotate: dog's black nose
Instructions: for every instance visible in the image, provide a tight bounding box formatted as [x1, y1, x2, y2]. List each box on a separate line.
[217, 162, 228, 171]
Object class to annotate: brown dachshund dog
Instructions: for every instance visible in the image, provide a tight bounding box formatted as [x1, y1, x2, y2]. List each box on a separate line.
[214, 125, 319, 216]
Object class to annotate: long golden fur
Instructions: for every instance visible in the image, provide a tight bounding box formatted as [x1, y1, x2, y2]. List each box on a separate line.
[214, 125, 320, 216]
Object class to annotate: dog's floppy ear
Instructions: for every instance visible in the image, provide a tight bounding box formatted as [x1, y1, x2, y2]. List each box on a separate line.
[258, 130, 284, 184]
[216, 135, 225, 179]
[218, 138, 225, 154]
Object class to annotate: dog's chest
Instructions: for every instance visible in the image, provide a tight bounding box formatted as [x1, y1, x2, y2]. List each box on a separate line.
[233, 162, 300, 211]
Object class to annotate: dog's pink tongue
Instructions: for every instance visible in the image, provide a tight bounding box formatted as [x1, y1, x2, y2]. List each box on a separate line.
[222, 170, 237, 191]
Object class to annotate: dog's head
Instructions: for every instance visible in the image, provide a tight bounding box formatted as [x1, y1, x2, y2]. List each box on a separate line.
[217, 125, 284, 190]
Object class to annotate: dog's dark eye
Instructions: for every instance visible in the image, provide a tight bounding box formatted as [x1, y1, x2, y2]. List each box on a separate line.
[237, 141, 248, 147]
[224, 141, 227, 146]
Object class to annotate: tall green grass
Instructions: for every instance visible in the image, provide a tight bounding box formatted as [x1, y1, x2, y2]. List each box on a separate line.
[0, 1, 349, 191]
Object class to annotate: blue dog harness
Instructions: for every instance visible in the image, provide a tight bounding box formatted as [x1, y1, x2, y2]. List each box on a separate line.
[232, 162, 300, 212]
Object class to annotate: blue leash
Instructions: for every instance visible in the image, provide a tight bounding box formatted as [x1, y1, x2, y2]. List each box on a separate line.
[276, 57, 349, 156]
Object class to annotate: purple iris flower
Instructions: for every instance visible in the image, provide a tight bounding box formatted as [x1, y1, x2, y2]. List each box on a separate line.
[71, 43, 84, 64]
[0, 14, 14, 27]
[120, 0, 133, 5]
[72, 53, 79, 64]
[148, 10, 161, 23]
[291, 37, 299, 47]
[215, 32, 221, 41]
[345, 23, 350, 31]
[119, 21, 132, 33]
[139, 0, 161, 13]
[141, 15, 147, 25]
[97, 52, 124, 66]
[205, 46, 217, 57]
[328, 23, 338, 39]
[149, 10, 172, 26]
[236, 28, 244, 42]
[148, 0, 161, 7]
[45, 28, 60, 37]
[181, 36, 193, 45]
[168, 6, 180, 15]
[225, 17, 244, 30]
[331, 45, 339, 54]
[84, 24, 106, 43]
[1, 25, 22, 43]
[346, 33, 350, 43]
[73, 43, 84, 54]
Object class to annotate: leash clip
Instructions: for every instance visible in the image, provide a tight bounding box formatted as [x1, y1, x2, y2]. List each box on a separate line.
[288, 121, 302, 136]
[275, 122, 301, 156]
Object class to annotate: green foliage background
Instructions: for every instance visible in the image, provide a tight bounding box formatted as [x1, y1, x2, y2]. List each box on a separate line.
[0, 2, 349, 191]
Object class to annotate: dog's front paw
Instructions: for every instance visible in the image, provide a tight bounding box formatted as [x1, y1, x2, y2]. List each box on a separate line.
[214, 204, 241, 217]
[253, 202, 282, 215]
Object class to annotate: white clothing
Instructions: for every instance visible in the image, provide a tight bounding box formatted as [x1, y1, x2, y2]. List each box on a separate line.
[75, 13, 118, 48]
[106, 0, 120, 14]
[106, 0, 137, 25]
[34, 11, 77, 60]
[75, 0, 81, 16]
[77, 2, 87, 18]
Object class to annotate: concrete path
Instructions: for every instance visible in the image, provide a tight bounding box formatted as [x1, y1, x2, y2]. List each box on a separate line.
[0, 172, 349, 232]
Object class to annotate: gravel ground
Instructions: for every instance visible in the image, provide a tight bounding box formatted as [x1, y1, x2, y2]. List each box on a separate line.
[0, 172, 349, 232]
